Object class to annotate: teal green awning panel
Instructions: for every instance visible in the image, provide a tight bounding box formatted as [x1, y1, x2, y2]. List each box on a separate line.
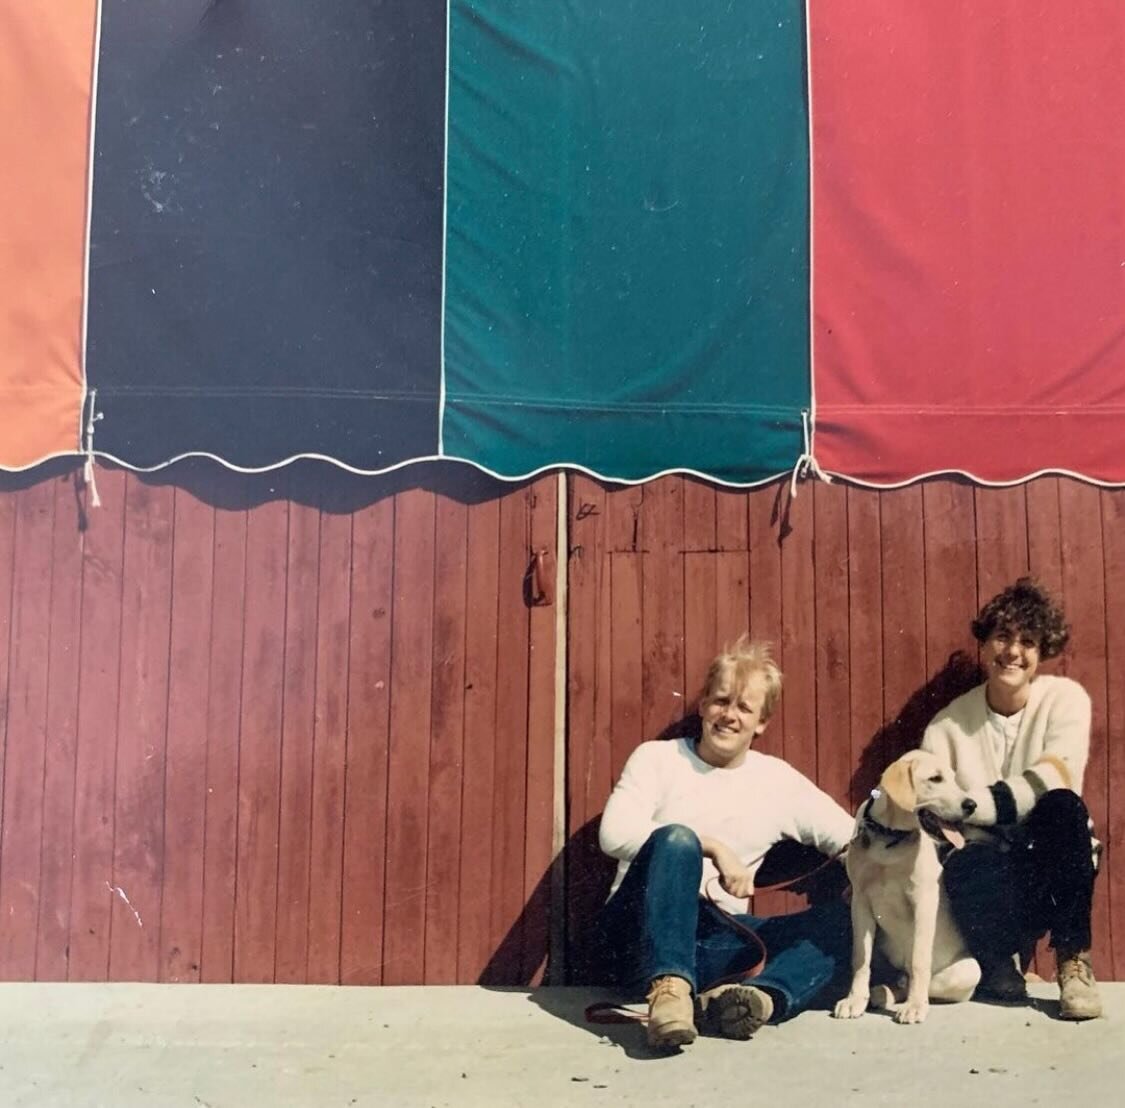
[443, 0, 810, 484]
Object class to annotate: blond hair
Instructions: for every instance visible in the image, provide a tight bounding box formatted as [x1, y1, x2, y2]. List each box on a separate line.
[701, 635, 783, 722]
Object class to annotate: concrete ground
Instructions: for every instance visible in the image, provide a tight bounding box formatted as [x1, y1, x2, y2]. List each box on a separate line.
[0, 982, 1120, 1107]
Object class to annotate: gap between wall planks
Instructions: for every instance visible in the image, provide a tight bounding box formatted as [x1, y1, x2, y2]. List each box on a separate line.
[0, 467, 1122, 984]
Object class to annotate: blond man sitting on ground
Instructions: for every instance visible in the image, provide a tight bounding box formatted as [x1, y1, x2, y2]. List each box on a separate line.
[594, 636, 854, 1049]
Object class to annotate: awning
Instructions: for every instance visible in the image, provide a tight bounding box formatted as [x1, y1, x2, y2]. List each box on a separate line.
[2, 1, 1123, 486]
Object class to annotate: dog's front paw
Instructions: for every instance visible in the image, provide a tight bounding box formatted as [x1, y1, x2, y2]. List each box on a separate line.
[894, 1000, 928, 1025]
[833, 995, 869, 1020]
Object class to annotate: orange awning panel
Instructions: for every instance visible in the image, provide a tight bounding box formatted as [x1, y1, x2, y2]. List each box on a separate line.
[0, 2, 96, 468]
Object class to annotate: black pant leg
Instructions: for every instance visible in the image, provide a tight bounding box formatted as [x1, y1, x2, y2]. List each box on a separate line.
[1014, 789, 1095, 954]
[943, 841, 1024, 965]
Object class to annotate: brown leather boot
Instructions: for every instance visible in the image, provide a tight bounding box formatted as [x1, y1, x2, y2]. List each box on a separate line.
[646, 975, 697, 1048]
[697, 983, 774, 1039]
[1057, 950, 1102, 1021]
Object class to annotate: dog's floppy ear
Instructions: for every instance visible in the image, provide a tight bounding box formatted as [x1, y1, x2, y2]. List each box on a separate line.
[879, 755, 917, 812]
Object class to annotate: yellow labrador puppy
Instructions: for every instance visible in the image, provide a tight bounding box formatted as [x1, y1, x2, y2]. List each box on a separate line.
[834, 750, 981, 1024]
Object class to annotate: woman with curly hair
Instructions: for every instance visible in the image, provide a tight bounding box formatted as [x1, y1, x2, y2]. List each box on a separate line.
[922, 578, 1102, 1020]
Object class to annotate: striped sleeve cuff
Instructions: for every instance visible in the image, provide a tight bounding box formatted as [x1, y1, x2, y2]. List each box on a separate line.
[968, 756, 1073, 826]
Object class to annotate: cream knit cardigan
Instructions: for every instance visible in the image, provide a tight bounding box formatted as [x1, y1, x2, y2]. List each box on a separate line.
[921, 674, 1090, 828]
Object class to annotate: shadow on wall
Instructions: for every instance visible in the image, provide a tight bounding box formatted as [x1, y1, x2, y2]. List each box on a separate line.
[850, 651, 983, 800]
[481, 816, 850, 987]
[0, 454, 550, 519]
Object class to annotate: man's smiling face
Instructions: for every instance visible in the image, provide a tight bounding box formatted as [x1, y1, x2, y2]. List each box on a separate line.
[697, 671, 770, 769]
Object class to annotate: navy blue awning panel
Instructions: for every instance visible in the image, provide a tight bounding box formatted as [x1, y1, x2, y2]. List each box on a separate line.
[86, 0, 446, 469]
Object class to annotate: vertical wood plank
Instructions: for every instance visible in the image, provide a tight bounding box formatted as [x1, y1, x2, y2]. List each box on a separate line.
[880, 486, 927, 738]
[565, 477, 612, 978]
[813, 483, 850, 808]
[1100, 490, 1125, 979]
[683, 479, 716, 551]
[35, 474, 84, 980]
[232, 499, 287, 982]
[974, 486, 1029, 606]
[68, 469, 127, 981]
[567, 476, 608, 834]
[683, 551, 717, 708]
[274, 496, 319, 983]
[715, 486, 748, 553]
[1026, 478, 1064, 599]
[922, 483, 977, 673]
[683, 480, 717, 693]
[423, 493, 468, 984]
[158, 487, 215, 982]
[715, 551, 751, 656]
[109, 478, 174, 981]
[607, 486, 644, 783]
[523, 476, 557, 984]
[609, 557, 644, 786]
[383, 489, 435, 984]
[747, 485, 783, 759]
[0, 486, 14, 823]
[306, 505, 352, 983]
[780, 487, 816, 784]
[457, 497, 499, 982]
[485, 488, 532, 982]
[916, 482, 985, 872]
[199, 497, 248, 982]
[0, 487, 13, 965]
[846, 488, 883, 809]
[1058, 481, 1111, 978]
[340, 495, 394, 985]
[641, 477, 685, 739]
[0, 479, 54, 977]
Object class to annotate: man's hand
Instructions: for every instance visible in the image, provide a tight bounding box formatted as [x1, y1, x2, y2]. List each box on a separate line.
[701, 838, 755, 899]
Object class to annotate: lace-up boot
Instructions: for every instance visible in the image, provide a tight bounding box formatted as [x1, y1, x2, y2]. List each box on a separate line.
[697, 983, 774, 1039]
[645, 975, 696, 1048]
[1057, 949, 1102, 1021]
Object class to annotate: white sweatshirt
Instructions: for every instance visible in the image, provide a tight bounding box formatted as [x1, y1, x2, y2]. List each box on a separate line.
[598, 738, 854, 914]
[921, 674, 1090, 829]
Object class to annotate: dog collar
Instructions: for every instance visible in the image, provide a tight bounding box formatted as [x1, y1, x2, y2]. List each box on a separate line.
[860, 797, 918, 848]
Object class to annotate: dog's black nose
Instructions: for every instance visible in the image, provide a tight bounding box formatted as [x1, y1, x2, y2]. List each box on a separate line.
[962, 798, 977, 815]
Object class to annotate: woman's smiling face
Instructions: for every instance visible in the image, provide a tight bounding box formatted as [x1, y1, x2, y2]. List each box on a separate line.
[982, 624, 1041, 707]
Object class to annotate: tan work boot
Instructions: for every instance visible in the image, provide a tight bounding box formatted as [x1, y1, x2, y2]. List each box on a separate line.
[1057, 950, 1103, 1021]
[645, 976, 697, 1048]
[698, 983, 774, 1039]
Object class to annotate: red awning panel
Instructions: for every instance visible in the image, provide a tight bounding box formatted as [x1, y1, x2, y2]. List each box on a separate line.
[811, 1, 1125, 485]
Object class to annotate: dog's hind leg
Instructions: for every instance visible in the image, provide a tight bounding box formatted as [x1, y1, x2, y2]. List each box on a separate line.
[928, 957, 981, 1004]
[869, 976, 908, 1011]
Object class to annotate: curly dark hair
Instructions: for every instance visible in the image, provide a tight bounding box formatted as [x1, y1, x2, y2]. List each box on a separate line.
[970, 577, 1069, 659]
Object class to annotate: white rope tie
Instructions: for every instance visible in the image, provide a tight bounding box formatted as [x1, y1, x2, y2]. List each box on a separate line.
[83, 388, 104, 509]
[788, 408, 831, 499]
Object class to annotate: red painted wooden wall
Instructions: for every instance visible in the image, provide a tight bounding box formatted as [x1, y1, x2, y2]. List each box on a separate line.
[0, 466, 1122, 983]
[0, 461, 557, 985]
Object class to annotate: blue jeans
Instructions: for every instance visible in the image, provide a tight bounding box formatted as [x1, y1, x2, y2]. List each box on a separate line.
[594, 824, 851, 1022]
